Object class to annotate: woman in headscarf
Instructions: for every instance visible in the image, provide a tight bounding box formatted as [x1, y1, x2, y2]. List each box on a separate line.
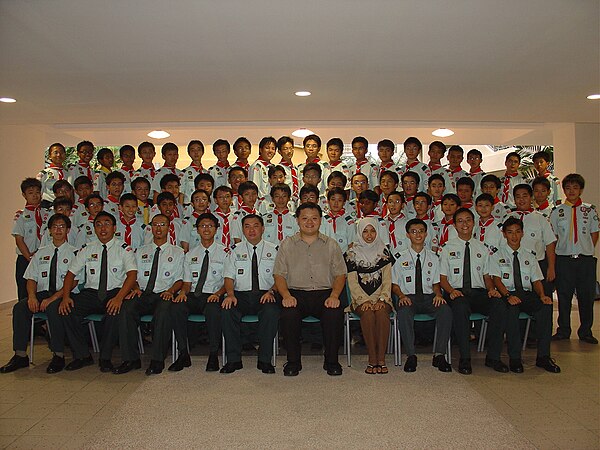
[345, 217, 394, 374]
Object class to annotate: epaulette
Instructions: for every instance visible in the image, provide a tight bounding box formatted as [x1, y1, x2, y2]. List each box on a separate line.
[496, 222, 503, 229]
[230, 243, 237, 250]
[344, 215, 354, 221]
[81, 244, 87, 249]
[121, 242, 129, 249]
[275, 245, 279, 251]
[141, 224, 147, 230]
[14, 209, 23, 219]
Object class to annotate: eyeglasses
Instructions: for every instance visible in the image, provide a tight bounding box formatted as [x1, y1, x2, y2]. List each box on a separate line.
[408, 229, 426, 235]
[198, 224, 215, 229]
[152, 222, 168, 227]
[50, 224, 67, 229]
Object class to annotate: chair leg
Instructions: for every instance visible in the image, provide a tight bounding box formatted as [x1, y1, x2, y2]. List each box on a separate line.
[522, 317, 531, 352]
[172, 330, 177, 364]
[396, 320, 402, 366]
[345, 314, 351, 367]
[222, 334, 226, 365]
[392, 314, 398, 366]
[137, 327, 144, 355]
[88, 321, 99, 353]
[272, 331, 278, 367]
[29, 316, 35, 363]
[433, 325, 438, 353]
[478, 320, 488, 352]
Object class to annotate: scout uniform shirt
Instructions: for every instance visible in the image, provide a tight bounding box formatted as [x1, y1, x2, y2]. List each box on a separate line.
[135, 242, 184, 293]
[431, 218, 458, 254]
[214, 208, 233, 249]
[115, 214, 147, 250]
[223, 240, 278, 292]
[473, 217, 503, 254]
[385, 214, 410, 258]
[144, 218, 184, 247]
[249, 159, 272, 199]
[392, 247, 440, 295]
[180, 212, 213, 251]
[208, 162, 230, 191]
[506, 210, 556, 261]
[12, 206, 49, 255]
[550, 202, 600, 256]
[37, 165, 67, 202]
[262, 210, 298, 245]
[447, 167, 469, 194]
[319, 210, 356, 253]
[104, 196, 120, 217]
[184, 241, 229, 294]
[297, 159, 327, 193]
[151, 166, 183, 196]
[116, 166, 136, 194]
[229, 206, 256, 243]
[500, 172, 526, 208]
[133, 163, 157, 185]
[492, 200, 511, 223]
[534, 172, 563, 206]
[74, 218, 98, 249]
[488, 244, 543, 292]
[39, 219, 78, 248]
[535, 200, 554, 220]
[322, 160, 352, 190]
[180, 163, 207, 203]
[24, 241, 79, 292]
[469, 168, 486, 198]
[70, 201, 90, 229]
[439, 238, 490, 290]
[399, 161, 432, 193]
[69, 238, 137, 290]
[349, 159, 380, 192]
[278, 160, 300, 200]
[429, 164, 454, 195]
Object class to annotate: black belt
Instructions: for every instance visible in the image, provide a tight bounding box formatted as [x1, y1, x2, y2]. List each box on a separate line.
[558, 254, 592, 259]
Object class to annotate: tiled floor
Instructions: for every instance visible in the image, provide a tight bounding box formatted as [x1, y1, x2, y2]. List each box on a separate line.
[0, 300, 598, 449]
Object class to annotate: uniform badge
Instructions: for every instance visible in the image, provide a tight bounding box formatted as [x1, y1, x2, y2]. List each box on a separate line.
[266, 253, 271, 257]
[165, 272, 170, 276]
[406, 276, 411, 282]
[168, 257, 173, 262]
[142, 254, 148, 259]
[192, 272, 198, 277]
[43, 256, 50, 261]
[503, 273, 509, 279]
[238, 269, 244, 275]
[450, 251, 456, 257]
[191, 257, 198, 262]
[91, 254, 98, 259]
[453, 268, 460, 274]
[477, 253, 481, 258]
[144, 271, 150, 276]
[90, 269, 96, 275]
[524, 260, 529, 265]
[112, 268, 117, 272]
[42, 271, 47, 277]
[63, 259, 69, 263]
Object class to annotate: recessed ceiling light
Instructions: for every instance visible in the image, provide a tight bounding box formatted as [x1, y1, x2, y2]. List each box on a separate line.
[147, 130, 170, 139]
[432, 128, 454, 138]
[586, 94, 600, 100]
[292, 128, 314, 138]
[0, 97, 17, 103]
[295, 91, 311, 97]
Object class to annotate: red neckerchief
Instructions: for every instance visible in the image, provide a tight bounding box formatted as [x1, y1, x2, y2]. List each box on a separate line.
[405, 195, 415, 203]
[426, 208, 435, 221]
[380, 197, 388, 218]
[190, 162, 204, 173]
[119, 212, 135, 246]
[141, 163, 156, 179]
[514, 208, 533, 219]
[25, 204, 42, 240]
[406, 161, 420, 169]
[215, 208, 231, 248]
[355, 159, 368, 174]
[432, 199, 442, 207]
[233, 193, 243, 207]
[329, 160, 342, 168]
[234, 160, 250, 171]
[537, 200, 549, 211]
[428, 162, 442, 171]
[239, 203, 256, 215]
[191, 211, 201, 220]
[328, 209, 345, 233]
[478, 217, 494, 242]
[163, 165, 177, 175]
[462, 201, 473, 209]
[49, 164, 65, 180]
[216, 160, 230, 169]
[469, 167, 483, 175]
[273, 208, 289, 241]
[306, 157, 320, 164]
[168, 222, 176, 245]
[439, 217, 454, 246]
[280, 160, 299, 197]
[257, 158, 270, 167]
[501, 172, 518, 202]
[387, 215, 400, 248]
[171, 205, 180, 219]
[541, 171, 551, 178]
[493, 196, 501, 205]
[381, 161, 395, 169]
[564, 198, 583, 243]
[450, 166, 463, 174]
[121, 165, 135, 178]
[107, 195, 119, 204]
[78, 161, 93, 180]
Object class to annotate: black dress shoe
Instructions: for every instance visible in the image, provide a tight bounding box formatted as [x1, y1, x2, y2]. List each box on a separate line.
[485, 358, 509, 373]
[283, 362, 301, 376]
[509, 359, 524, 373]
[404, 355, 417, 372]
[0, 355, 29, 373]
[65, 355, 94, 371]
[257, 361, 276, 374]
[46, 355, 65, 374]
[112, 359, 142, 374]
[325, 362, 342, 376]
[536, 356, 561, 373]
[99, 359, 114, 373]
[579, 335, 598, 344]
[551, 333, 569, 341]
[220, 361, 243, 374]
[205, 352, 219, 372]
[168, 353, 191, 372]
[458, 358, 472, 375]
[432, 355, 452, 372]
[145, 360, 165, 375]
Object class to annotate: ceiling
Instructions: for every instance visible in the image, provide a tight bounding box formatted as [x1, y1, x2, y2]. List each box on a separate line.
[1, 0, 599, 146]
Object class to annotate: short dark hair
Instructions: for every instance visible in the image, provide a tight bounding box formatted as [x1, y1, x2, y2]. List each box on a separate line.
[241, 213, 264, 227]
[94, 211, 116, 226]
[453, 207, 474, 222]
[299, 184, 320, 198]
[270, 183, 291, 198]
[77, 141, 94, 152]
[428, 141, 446, 153]
[191, 189, 211, 203]
[532, 151, 551, 163]
[303, 162, 322, 177]
[428, 174, 445, 186]
[277, 136, 294, 150]
[513, 183, 532, 196]
[213, 185, 233, 199]
[53, 196, 73, 210]
[48, 213, 71, 230]
[531, 177, 551, 190]
[152, 213, 171, 225]
[84, 193, 104, 208]
[481, 174, 501, 189]
[160, 173, 181, 189]
[327, 137, 344, 149]
[131, 176, 151, 190]
[52, 180, 73, 194]
[327, 187, 347, 201]
[268, 165, 286, 178]
[358, 189, 379, 203]
[475, 193, 495, 205]
[414, 192, 432, 206]
[196, 212, 218, 228]
[403, 136, 422, 150]
[233, 137, 251, 151]
[387, 190, 404, 203]
[187, 140, 204, 152]
[74, 176, 93, 189]
[442, 193, 461, 206]
[351, 172, 368, 184]
[119, 145, 135, 158]
[327, 170, 347, 186]
[213, 139, 230, 152]
[448, 145, 464, 155]
[401, 171, 420, 185]
[106, 171, 126, 185]
[352, 136, 368, 148]
[238, 181, 259, 195]
[379, 170, 399, 184]
[405, 218, 427, 232]
[502, 217, 524, 232]
[456, 177, 475, 191]
[505, 151, 521, 162]
[157, 192, 176, 205]
[296, 202, 322, 217]
[20, 177, 42, 193]
[377, 139, 395, 150]
[119, 193, 138, 205]
[161, 142, 179, 156]
[194, 173, 215, 189]
[137, 141, 155, 154]
[303, 134, 321, 147]
[466, 148, 482, 159]
[259, 136, 277, 150]
[48, 142, 66, 152]
[97, 147, 113, 161]
[562, 173, 585, 189]
[228, 166, 248, 179]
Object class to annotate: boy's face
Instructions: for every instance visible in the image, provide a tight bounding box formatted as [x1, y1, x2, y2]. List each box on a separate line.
[475, 200, 493, 219]
[133, 182, 150, 202]
[401, 177, 418, 196]
[454, 211, 475, 239]
[563, 182, 583, 203]
[76, 184, 93, 201]
[467, 153, 482, 169]
[328, 193, 345, 213]
[413, 197, 429, 217]
[303, 169, 321, 187]
[379, 174, 398, 196]
[54, 204, 72, 217]
[403, 143, 420, 161]
[327, 145, 342, 162]
[120, 199, 138, 220]
[191, 193, 210, 213]
[213, 144, 230, 162]
[121, 149, 135, 167]
[533, 157, 548, 174]
[447, 150, 463, 168]
[503, 223, 523, 248]
[87, 198, 104, 217]
[378, 146, 394, 163]
[214, 190, 233, 211]
[99, 152, 114, 169]
[163, 181, 180, 199]
[327, 177, 345, 190]
[533, 184, 550, 205]
[48, 145, 66, 166]
[269, 171, 286, 186]
[441, 199, 458, 217]
[358, 198, 377, 216]
[272, 190, 290, 210]
[197, 218, 217, 241]
[505, 155, 520, 173]
[196, 180, 213, 195]
[163, 149, 178, 166]
[514, 189, 532, 211]
[428, 179, 445, 199]
[158, 199, 175, 218]
[351, 175, 368, 194]
[259, 141, 276, 162]
[300, 192, 318, 204]
[234, 141, 252, 160]
[456, 185, 473, 203]
[428, 146, 444, 163]
[107, 178, 124, 198]
[407, 224, 427, 246]
[188, 143, 204, 163]
[55, 186, 74, 202]
[228, 171, 246, 192]
[22, 187, 41, 206]
[77, 145, 94, 164]
[481, 181, 499, 197]
[278, 141, 294, 161]
[49, 219, 69, 241]
[304, 139, 320, 160]
[386, 195, 403, 216]
[94, 217, 116, 244]
[151, 217, 169, 241]
[241, 189, 258, 207]
[139, 146, 156, 163]
[351, 142, 367, 161]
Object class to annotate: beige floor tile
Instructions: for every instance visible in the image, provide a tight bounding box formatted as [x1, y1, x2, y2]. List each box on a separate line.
[0, 404, 55, 420]
[0, 405, 16, 416]
[24, 417, 89, 437]
[64, 390, 118, 405]
[545, 427, 600, 449]
[0, 392, 30, 405]
[48, 403, 103, 420]
[0, 435, 19, 449]
[20, 391, 73, 404]
[521, 428, 560, 450]
[0, 419, 36, 436]
[6, 434, 68, 449]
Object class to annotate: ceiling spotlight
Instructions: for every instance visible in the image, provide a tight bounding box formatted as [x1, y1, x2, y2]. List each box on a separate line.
[147, 130, 170, 139]
[586, 94, 600, 100]
[0, 97, 17, 103]
[295, 91, 311, 97]
[292, 128, 314, 138]
[432, 128, 454, 138]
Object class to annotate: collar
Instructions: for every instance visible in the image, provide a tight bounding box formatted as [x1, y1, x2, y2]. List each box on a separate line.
[215, 207, 231, 216]
[100, 166, 111, 174]
[450, 167, 463, 174]
[273, 208, 289, 215]
[504, 171, 518, 177]
[306, 158, 321, 164]
[329, 160, 342, 167]
[257, 158, 271, 167]
[279, 159, 294, 167]
[48, 164, 65, 170]
[406, 160, 420, 169]
[564, 198, 582, 208]
[25, 204, 40, 211]
[119, 212, 136, 225]
[216, 160, 230, 169]
[381, 161, 395, 169]
[428, 162, 442, 171]
[469, 167, 483, 175]
[291, 232, 327, 243]
[441, 217, 454, 225]
[141, 162, 155, 170]
[536, 200, 550, 210]
[328, 209, 345, 219]
[479, 217, 495, 227]
[190, 162, 203, 172]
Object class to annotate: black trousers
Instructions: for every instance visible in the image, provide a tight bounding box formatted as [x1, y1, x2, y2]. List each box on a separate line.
[447, 288, 506, 361]
[62, 288, 120, 360]
[280, 289, 343, 365]
[170, 293, 222, 354]
[12, 291, 65, 354]
[15, 255, 29, 301]
[505, 291, 552, 359]
[555, 255, 597, 338]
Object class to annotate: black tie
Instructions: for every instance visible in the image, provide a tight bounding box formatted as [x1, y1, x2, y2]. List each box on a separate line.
[49, 247, 58, 294]
[98, 244, 108, 301]
[195, 249, 210, 295]
[462, 241, 472, 295]
[415, 253, 424, 301]
[513, 250, 525, 294]
[144, 246, 161, 294]
[251, 245, 260, 294]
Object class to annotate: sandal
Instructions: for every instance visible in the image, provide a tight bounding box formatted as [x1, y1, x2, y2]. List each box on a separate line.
[374, 365, 382, 374]
[365, 364, 377, 374]
[379, 364, 389, 374]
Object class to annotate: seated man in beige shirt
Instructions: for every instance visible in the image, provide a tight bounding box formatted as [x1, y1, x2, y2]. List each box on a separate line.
[274, 203, 347, 376]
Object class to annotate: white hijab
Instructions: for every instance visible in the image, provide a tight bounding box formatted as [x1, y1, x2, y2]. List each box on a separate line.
[352, 217, 388, 265]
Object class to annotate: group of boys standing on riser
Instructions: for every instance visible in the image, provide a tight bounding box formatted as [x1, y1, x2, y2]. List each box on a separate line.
[3, 134, 597, 376]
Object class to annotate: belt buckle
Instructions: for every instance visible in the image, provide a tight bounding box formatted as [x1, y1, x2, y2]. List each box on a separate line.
[569, 254, 580, 259]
